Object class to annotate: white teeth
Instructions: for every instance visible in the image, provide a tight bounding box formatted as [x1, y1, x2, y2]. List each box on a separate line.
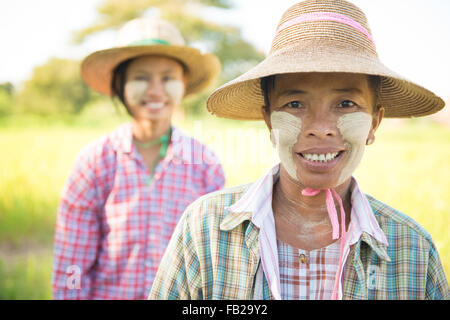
[145, 102, 164, 110]
[302, 152, 339, 163]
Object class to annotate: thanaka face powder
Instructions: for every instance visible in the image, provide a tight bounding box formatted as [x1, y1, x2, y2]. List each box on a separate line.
[270, 111, 372, 187]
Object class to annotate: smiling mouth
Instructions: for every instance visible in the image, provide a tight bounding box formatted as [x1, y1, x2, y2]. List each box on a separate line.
[142, 102, 165, 110]
[298, 151, 344, 163]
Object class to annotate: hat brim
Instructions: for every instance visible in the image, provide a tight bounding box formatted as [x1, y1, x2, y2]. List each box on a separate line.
[81, 44, 221, 97]
[207, 41, 444, 119]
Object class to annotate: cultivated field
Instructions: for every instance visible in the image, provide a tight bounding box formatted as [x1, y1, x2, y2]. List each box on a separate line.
[1, 112, 449, 299]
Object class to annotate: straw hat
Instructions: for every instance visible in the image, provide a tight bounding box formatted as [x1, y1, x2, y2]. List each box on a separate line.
[81, 17, 221, 96]
[207, 0, 445, 120]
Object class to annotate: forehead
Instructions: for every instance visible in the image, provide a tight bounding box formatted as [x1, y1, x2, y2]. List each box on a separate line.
[271, 72, 372, 95]
[126, 55, 184, 75]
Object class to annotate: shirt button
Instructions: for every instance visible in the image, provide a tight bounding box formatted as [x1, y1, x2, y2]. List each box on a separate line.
[299, 254, 307, 264]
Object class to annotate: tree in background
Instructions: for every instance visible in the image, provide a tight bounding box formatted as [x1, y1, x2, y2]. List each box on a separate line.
[15, 58, 100, 116]
[0, 82, 14, 116]
[73, 0, 264, 115]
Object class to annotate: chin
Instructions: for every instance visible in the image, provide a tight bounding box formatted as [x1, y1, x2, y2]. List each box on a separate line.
[140, 111, 171, 121]
[296, 172, 341, 191]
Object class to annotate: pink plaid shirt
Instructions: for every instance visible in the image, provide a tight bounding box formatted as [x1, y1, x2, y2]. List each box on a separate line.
[52, 123, 225, 300]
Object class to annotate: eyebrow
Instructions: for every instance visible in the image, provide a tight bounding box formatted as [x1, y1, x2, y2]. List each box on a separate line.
[274, 87, 364, 100]
[131, 69, 177, 76]
[332, 87, 363, 94]
[275, 89, 307, 99]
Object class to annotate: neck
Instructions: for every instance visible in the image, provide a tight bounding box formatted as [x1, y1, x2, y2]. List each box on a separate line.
[132, 118, 170, 142]
[274, 165, 353, 223]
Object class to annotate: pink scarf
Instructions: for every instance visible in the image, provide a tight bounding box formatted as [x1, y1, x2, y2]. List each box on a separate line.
[301, 188, 347, 300]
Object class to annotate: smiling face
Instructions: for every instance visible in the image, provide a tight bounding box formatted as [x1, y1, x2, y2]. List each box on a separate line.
[124, 55, 186, 123]
[262, 72, 383, 190]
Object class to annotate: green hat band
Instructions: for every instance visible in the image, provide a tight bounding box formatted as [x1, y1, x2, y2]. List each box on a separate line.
[128, 38, 171, 46]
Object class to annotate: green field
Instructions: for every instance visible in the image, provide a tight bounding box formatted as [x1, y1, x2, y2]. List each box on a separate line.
[1, 110, 449, 299]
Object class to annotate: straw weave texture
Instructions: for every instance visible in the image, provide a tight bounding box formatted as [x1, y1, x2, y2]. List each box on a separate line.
[81, 18, 220, 97]
[207, 0, 444, 119]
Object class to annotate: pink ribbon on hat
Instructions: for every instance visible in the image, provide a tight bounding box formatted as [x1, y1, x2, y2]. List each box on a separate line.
[275, 11, 376, 49]
[302, 187, 347, 300]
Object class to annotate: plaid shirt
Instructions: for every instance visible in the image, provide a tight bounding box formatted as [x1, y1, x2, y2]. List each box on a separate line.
[278, 239, 340, 299]
[52, 123, 225, 300]
[149, 164, 449, 300]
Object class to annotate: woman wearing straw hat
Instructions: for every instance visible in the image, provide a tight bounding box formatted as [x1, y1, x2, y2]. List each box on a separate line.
[149, 0, 448, 300]
[52, 17, 225, 300]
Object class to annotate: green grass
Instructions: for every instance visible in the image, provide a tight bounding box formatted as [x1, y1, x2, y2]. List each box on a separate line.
[0, 110, 449, 299]
[354, 120, 450, 267]
[0, 247, 53, 300]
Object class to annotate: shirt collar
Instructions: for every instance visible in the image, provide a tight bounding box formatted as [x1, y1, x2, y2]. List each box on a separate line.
[221, 163, 389, 259]
[170, 126, 194, 163]
[348, 179, 390, 261]
[111, 122, 133, 153]
[111, 123, 188, 162]
[349, 179, 389, 246]
[220, 164, 280, 231]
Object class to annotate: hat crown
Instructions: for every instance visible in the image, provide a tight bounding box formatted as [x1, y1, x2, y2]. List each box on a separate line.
[117, 17, 185, 47]
[271, 0, 376, 56]
[206, 0, 444, 120]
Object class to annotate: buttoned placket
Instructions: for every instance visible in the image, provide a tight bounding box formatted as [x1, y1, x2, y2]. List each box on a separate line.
[297, 249, 309, 298]
[125, 147, 152, 292]
[129, 140, 174, 293]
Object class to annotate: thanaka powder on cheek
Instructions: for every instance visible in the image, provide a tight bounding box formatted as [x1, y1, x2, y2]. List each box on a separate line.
[124, 80, 148, 106]
[336, 112, 372, 185]
[124, 79, 185, 107]
[270, 111, 302, 181]
[165, 80, 185, 105]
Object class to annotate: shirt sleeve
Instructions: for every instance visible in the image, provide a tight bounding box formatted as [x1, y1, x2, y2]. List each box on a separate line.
[51, 145, 103, 300]
[425, 241, 449, 300]
[148, 206, 203, 300]
[202, 146, 225, 193]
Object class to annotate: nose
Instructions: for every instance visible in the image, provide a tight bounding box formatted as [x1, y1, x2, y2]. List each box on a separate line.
[145, 79, 165, 97]
[301, 111, 337, 139]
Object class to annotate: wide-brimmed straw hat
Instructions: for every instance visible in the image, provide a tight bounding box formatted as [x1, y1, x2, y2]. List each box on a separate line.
[81, 17, 221, 97]
[207, 0, 445, 120]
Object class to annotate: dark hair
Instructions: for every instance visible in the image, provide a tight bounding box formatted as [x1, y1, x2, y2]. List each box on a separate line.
[111, 58, 134, 116]
[260, 74, 381, 114]
[260, 75, 275, 114]
[369, 75, 382, 111]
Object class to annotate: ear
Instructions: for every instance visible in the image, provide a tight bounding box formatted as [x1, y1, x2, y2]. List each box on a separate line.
[261, 105, 272, 131]
[367, 106, 384, 144]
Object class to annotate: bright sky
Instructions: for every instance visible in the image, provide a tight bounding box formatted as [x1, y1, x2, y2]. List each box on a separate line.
[1, 0, 449, 101]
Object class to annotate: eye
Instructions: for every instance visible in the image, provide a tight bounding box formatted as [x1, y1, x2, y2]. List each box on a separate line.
[284, 101, 303, 109]
[339, 100, 357, 108]
[162, 75, 175, 82]
[133, 75, 148, 81]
